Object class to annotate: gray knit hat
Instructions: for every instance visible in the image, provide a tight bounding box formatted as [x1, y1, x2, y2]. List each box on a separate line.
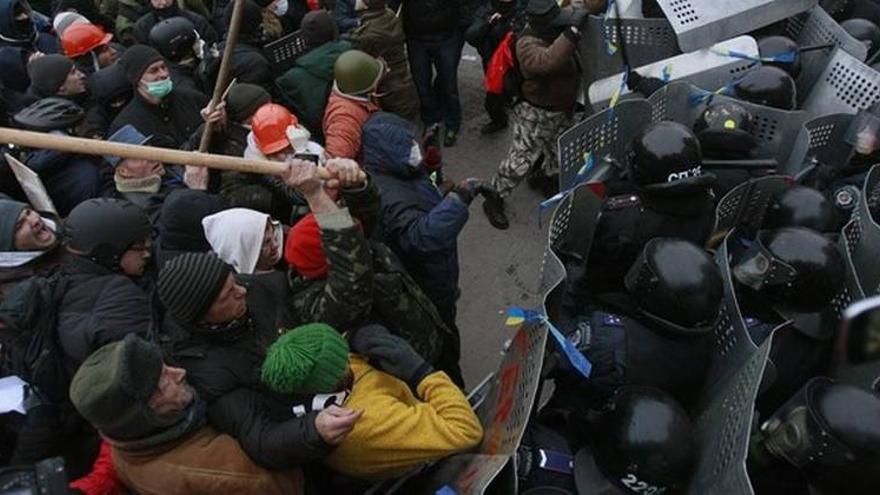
[0, 197, 27, 251]
[158, 252, 231, 323]
[27, 54, 74, 97]
[225, 83, 270, 123]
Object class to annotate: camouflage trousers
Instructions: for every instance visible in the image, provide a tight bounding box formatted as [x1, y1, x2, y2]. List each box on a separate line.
[491, 101, 573, 198]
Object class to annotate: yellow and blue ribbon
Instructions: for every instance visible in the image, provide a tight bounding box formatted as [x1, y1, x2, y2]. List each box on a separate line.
[602, 0, 618, 56]
[539, 152, 595, 211]
[710, 48, 797, 64]
[505, 307, 592, 379]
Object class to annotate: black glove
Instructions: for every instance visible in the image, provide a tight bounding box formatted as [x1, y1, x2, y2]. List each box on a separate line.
[626, 70, 666, 97]
[568, 7, 588, 29]
[452, 178, 483, 205]
[348, 324, 434, 392]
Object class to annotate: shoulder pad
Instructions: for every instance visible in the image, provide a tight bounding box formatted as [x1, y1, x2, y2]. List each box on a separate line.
[604, 194, 641, 211]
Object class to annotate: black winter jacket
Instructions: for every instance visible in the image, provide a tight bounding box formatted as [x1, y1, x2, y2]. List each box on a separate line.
[401, 0, 461, 40]
[108, 88, 208, 149]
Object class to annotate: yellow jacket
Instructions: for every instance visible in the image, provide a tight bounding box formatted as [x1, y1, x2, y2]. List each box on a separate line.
[325, 355, 484, 480]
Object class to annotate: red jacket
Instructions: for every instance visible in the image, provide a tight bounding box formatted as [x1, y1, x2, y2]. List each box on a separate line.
[322, 88, 379, 160]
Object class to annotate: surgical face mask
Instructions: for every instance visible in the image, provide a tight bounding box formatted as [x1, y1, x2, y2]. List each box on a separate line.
[408, 141, 422, 167]
[143, 78, 173, 99]
[270, 0, 288, 16]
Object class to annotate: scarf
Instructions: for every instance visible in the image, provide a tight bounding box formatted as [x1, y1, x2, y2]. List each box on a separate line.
[109, 397, 207, 454]
[114, 173, 162, 194]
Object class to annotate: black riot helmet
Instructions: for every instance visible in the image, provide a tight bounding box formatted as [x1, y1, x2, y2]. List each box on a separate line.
[575, 386, 696, 495]
[693, 100, 759, 158]
[732, 227, 845, 314]
[763, 186, 839, 234]
[148, 17, 197, 62]
[624, 238, 723, 336]
[628, 121, 712, 191]
[733, 66, 797, 110]
[13, 97, 84, 132]
[758, 35, 802, 78]
[757, 377, 880, 495]
[842, 18, 880, 59]
[65, 198, 152, 271]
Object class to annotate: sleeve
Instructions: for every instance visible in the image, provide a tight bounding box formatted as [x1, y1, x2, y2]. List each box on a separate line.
[295, 209, 374, 331]
[354, 371, 483, 464]
[397, 196, 469, 254]
[340, 175, 382, 237]
[207, 388, 333, 469]
[516, 33, 577, 77]
[335, 0, 360, 33]
[25, 149, 70, 174]
[69, 440, 126, 495]
[322, 107, 364, 160]
[88, 278, 153, 350]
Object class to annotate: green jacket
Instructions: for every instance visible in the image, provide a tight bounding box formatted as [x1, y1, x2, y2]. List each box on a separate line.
[275, 40, 352, 138]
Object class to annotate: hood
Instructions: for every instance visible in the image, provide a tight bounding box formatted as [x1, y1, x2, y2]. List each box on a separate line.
[361, 112, 418, 178]
[201, 207, 281, 275]
[0, 0, 34, 46]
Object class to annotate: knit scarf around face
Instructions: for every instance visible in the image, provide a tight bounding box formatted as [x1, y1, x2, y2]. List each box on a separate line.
[193, 313, 255, 344]
[114, 173, 162, 193]
[109, 397, 207, 454]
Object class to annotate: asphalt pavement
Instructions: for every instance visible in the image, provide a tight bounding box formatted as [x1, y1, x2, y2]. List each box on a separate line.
[441, 47, 551, 388]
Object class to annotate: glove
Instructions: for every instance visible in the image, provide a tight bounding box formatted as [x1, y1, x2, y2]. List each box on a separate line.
[452, 178, 483, 205]
[626, 70, 666, 97]
[348, 324, 433, 392]
[568, 7, 588, 29]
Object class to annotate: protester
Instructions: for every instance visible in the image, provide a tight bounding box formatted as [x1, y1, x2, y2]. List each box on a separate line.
[156, 188, 227, 267]
[276, 9, 351, 138]
[0, 196, 63, 296]
[322, 49, 382, 159]
[202, 207, 285, 274]
[109, 44, 208, 148]
[206, 0, 275, 94]
[483, 0, 586, 229]
[349, 0, 421, 123]
[0, 0, 59, 54]
[69, 334, 307, 494]
[19, 54, 88, 110]
[261, 323, 483, 480]
[60, 22, 116, 75]
[148, 16, 205, 93]
[131, 0, 217, 46]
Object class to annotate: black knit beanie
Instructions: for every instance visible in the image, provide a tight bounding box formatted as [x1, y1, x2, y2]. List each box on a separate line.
[228, 0, 263, 39]
[27, 54, 74, 97]
[0, 197, 27, 251]
[158, 252, 231, 323]
[119, 44, 164, 84]
[69, 333, 165, 441]
[225, 83, 271, 123]
[301, 10, 338, 48]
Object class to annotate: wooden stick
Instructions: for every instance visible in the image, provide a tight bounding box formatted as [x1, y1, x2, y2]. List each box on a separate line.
[0, 127, 332, 178]
[199, 0, 245, 152]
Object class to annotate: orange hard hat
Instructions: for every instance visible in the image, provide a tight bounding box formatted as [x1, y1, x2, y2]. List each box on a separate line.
[252, 103, 298, 155]
[62, 23, 113, 58]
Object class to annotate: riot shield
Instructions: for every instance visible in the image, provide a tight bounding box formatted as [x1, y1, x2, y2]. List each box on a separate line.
[784, 6, 868, 105]
[711, 176, 791, 246]
[781, 113, 854, 177]
[848, 165, 880, 296]
[556, 99, 653, 190]
[801, 47, 880, 118]
[579, 14, 680, 87]
[588, 36, 759, 112]
[655, 0, 816, 52]
[607, 0, 644, 18]
[389, 320, 549, 494]
[263, 30, 309, 74]
[647, 81, 808, 165]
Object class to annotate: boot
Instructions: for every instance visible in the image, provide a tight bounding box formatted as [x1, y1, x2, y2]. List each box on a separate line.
[482, 194, 509, 230]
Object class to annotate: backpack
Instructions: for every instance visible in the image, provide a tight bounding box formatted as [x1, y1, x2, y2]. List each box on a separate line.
[0, 270, 70, 404]
[485, 31, 524, 100]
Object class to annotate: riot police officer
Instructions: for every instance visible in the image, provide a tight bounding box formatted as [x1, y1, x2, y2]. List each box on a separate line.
[733, 65, 797, 110]
[574, 121, 716, 297]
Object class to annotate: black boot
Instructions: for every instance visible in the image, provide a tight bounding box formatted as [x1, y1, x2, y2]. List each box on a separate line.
[482, 194, 509, 230]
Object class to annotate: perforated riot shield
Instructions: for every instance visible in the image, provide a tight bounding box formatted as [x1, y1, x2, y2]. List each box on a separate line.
[833, 296, 880, 391]
[264, 30, 309, 74]
[801, 48, 880, 118]
[588, 36, 759, 112]
[580, 14, 680, 87]
[557, 99, 653, 190]
[711, 176, 791, 246]
[847, 165, 880, 296]
[655, 0, 816, 52]
[647, 81, 808, 165]
[782, 113, 854, 177]
[784, 6, 868, 105]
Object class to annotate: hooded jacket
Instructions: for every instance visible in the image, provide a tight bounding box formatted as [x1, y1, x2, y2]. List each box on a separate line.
[275, 39, 352, 138]
[349, 5, 420, 122]
[202, 208, 283, 275]
[361, 112, 467, 329]
[0, 0, 58, 53]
